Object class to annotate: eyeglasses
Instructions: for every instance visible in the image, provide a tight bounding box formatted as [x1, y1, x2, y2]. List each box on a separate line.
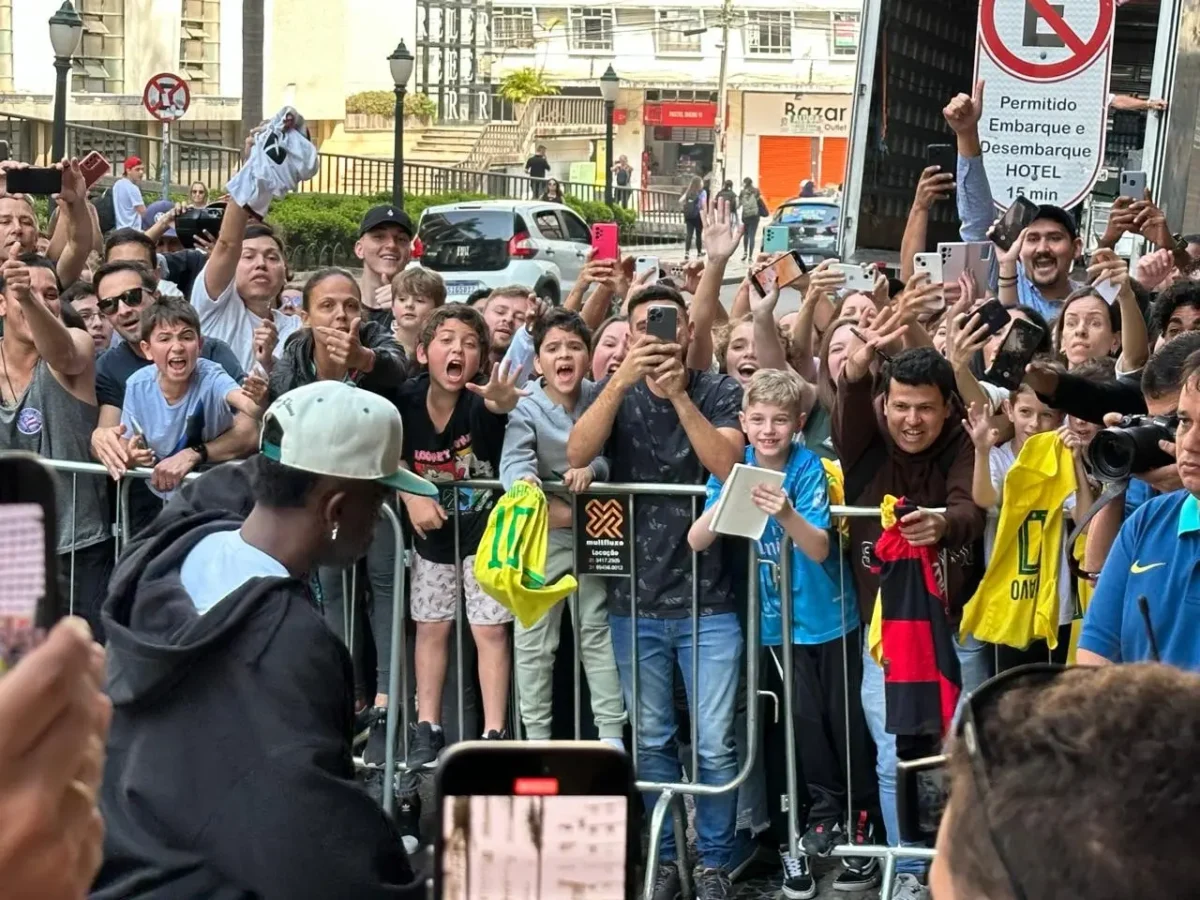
[97, 287, 147, 316]
[954, 663, 1069, 900]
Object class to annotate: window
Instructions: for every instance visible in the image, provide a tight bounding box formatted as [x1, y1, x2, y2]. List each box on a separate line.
[492, 7, 535, 49]
[73, 0, 125, 94]
[832, 12, 859, 56]
[568, 8, 613, 51]
[0, 0, 12, 92]
[655, 10, 703, 54]
[534, 210, 566, 239]
[180, 0, 220, 94]
[745, 11, 792, 56]
[561, 210, 591, 243]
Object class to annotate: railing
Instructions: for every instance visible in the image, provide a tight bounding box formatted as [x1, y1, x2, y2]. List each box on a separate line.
[537, 96, 607, 128]
[0, 111, 684, 238]
[460, 97, 540, 172]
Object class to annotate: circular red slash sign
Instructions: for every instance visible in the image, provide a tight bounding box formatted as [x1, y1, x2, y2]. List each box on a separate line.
[142, 72, 191, 122]
[980, 0, 1114, 81]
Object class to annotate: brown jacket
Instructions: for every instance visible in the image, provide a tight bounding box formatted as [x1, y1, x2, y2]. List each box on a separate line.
[832, 373, 986, 623]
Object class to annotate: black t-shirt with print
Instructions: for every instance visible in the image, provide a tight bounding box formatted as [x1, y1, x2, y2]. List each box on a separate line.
[396, 373, 507, 565]
[583, 370, 744, 618]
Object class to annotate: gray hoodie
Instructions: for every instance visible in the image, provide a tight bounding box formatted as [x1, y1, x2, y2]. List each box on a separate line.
[499, 378, 610, 495]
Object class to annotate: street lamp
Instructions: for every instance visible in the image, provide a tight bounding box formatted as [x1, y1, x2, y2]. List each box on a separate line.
[48, 1, 83, 163]
[599, 64, 619, 205]
[389, 40, 415, 205]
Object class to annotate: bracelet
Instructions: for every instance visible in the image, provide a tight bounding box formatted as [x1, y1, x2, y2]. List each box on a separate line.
[997, 275, 1017, 284]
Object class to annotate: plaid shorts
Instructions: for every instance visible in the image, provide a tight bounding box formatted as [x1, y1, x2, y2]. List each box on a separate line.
[410, 553, 513, 626]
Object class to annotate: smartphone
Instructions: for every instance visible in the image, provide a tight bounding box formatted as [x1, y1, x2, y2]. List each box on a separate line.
[646, 303, 678, 342]
[635, 255, 660, 285]
[913, 252, 942, 284]
[897, 755, 949, 844]
[0, 454, 60, 676]
[435, 742, 637, 900]
[1119, 170, 1147, 201]
[762, 225, 790, 252]
[990, 196, 1039, 251]
[939, 242, 994, 290]
[6, 167, 63, 196]
[591, 222, 619, 262]
[751, 250, 807, 297]
[78, 150, 111, 188]
[973, 297, 1012, 337]
[927, 143, 957, 184]
[985, 317, 1046, 390]
[832, 262, 875, 292]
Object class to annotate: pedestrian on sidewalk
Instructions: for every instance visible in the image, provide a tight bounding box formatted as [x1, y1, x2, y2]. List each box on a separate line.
[738, 178, 767, 261]
[681, 176, 706, 258]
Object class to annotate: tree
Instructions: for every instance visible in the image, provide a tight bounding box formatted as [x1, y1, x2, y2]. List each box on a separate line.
[497, 68, 559, 104]
[527, 798, 544, 900]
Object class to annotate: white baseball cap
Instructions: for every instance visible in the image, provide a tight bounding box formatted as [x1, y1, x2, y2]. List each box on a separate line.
[259, 381, 437, 497]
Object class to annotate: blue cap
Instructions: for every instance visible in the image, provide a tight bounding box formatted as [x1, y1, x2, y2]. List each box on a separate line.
[142, 199, 176, 236]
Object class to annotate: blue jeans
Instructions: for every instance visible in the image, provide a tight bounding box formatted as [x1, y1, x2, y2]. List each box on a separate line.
[861, 633, 993, 876]
[610, 613, 743, 869]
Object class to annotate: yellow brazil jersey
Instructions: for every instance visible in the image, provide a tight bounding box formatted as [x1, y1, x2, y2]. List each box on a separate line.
[960, 432, 1077, 651]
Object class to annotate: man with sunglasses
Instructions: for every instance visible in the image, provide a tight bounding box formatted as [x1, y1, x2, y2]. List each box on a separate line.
[1077, 346, 1200, 670]
[89, 261, 258, 534]
[931, 663, 1200, 900]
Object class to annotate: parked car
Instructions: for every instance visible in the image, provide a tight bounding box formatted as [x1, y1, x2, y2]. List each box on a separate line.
[767, 198, 841, 267]
[414, 200, 593, 304]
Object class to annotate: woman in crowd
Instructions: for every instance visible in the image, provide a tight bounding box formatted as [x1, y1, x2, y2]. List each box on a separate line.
[738, 178, 766, 261]
[540, 178, 565, 203]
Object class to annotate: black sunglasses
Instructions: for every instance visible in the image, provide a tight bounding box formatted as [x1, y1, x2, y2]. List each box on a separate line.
[97, 287, 147, 316]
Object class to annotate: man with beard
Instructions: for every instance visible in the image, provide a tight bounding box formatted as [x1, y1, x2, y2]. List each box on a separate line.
[943, 82, 1084, 322]
[356, 206, 415, 328]
[481, 286, 532, 367]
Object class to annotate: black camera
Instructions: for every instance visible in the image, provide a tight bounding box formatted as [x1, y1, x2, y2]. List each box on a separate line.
[175, 203, 225, 250]
[1086, 414, 1178, 480]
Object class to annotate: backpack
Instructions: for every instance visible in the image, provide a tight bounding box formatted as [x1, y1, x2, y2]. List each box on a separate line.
[683, 192, 701, 218]
[94, 188, 116, 235]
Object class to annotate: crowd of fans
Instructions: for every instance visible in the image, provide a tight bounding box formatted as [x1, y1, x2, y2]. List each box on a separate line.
[2, 87, 1200, 900]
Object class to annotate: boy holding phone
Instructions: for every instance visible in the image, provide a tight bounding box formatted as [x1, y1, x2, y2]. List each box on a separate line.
[689, 369, 875, 898]
[498, 307, 626, 747]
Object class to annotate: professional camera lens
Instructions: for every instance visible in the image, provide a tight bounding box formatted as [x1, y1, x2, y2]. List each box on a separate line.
[1086, 418, 1175, 480]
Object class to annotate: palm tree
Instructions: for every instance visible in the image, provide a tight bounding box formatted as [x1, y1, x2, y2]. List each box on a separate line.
[452, 796, 472, 899]
[527, 798, 544, 900]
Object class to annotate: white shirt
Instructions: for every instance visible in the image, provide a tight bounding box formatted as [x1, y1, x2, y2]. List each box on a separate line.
[180, 529, 289, 614]
[190, 263, 301, 372]
[112, 178, 144, 230]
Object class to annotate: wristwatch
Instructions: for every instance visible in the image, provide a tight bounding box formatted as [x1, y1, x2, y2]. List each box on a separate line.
[188, 442, 209, 465]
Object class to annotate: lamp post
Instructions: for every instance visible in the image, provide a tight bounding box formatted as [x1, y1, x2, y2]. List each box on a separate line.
[599, 65, 619, 206]
[48, 1, 83, 163]
[389, 40, 415, 205]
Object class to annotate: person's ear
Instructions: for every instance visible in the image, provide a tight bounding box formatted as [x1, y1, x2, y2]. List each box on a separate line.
[416, 343, 429, 366]
[321, 488, 347, 541]
[300, 308, 310, 327]
[1001, 398, 1013, 420]
[139, 339, 151, 357]
[796, 411, 808, 431]
[533, 354, 544, 377]
[1073, 236, 1084, 260]
[353, 239, 366, 263]
[738, 410, 747, 433]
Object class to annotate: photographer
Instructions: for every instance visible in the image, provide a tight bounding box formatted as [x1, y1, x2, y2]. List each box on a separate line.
[1077, 345, 1200, 669]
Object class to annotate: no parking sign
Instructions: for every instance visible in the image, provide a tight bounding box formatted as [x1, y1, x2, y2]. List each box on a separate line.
[975, 0, 1115, 211]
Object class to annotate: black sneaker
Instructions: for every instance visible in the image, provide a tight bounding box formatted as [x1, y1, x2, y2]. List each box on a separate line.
[800, 819, 843, 857]
[362, 708, 390, 767]
[651, 860, 682, 900]
[394, 779, 422, 854]
[693, 866, 732, 900]
[483, 728, 508, 740]
[406, 721, 445, 769]
[835, 810, 880, 891]
[779, 848, 816, 900]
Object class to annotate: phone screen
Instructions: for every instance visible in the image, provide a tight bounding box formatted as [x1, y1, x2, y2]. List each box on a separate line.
[0, 503, 49, 675]
[441, 791, 629, 900]
[752, 252, 804, 296]
[986, 318, 1045, 390]
[7, 167, 63, 196]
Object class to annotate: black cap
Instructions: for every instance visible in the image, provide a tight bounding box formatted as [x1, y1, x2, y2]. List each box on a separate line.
[1034, 204, 1078, 242]
[358, 205, 414, 238]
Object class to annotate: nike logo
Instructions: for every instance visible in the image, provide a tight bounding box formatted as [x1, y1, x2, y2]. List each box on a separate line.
[1130, 561, 1166, 574]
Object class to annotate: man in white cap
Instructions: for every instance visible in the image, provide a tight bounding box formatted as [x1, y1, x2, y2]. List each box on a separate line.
[93, 382, 435, 900]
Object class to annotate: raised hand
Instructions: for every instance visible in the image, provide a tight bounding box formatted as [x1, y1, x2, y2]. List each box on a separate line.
[943, 80, 985, 135]
[314, 317, 374, 370]
[1087, 248, 1133, 305]
[466, 360, 531, 412]
[913, 165, 955, 210]
[1132, 190, 1172, 250]
[1100, 195, 1137, 249]
[700, 196, 744, 263]
[804, 259, 846, 304]
[945, 301, 991, 373]
[613, 336, 677, 390]
[252, 318, 278, 369]
[0, 242, 31, 302]
[749, 284, 780, 320]
[843, 305, 908, 382]
[963, 400, 1000, 450]
[1134, 247, 1175, 291]
[53, 157, 86, 207]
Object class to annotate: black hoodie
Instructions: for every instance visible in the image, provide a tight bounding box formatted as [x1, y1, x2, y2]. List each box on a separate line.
[93, 510, 421, 900]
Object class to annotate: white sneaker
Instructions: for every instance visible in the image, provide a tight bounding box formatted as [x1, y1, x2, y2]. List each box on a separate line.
[891, 873, 930, 900]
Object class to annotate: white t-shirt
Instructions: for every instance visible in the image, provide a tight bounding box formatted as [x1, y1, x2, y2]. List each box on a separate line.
[190, 264, 301, 372]
[985, 440, 1075, 627]
[180, 529, 289, 614]
[112, 178, 144, 230]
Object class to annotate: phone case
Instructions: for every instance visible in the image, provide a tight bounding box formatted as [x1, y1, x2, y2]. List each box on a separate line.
[646, 305, 678, 342]
[590, 223, 619, 261]
[762, 226, 790, 252]
[79, 152, 110, 188]
[974, 299, 1012, 337]
[7, 168, 63, 196]
[913, 253, 943, 284]
[1120, 171, 1146, 200]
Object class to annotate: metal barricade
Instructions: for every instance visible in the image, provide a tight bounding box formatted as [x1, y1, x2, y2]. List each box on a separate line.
[38, 458, 944, 896]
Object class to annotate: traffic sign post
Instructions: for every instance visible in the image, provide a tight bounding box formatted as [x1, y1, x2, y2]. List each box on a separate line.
[975, 0, 1115, 211]
[142, 73, 191, 201]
